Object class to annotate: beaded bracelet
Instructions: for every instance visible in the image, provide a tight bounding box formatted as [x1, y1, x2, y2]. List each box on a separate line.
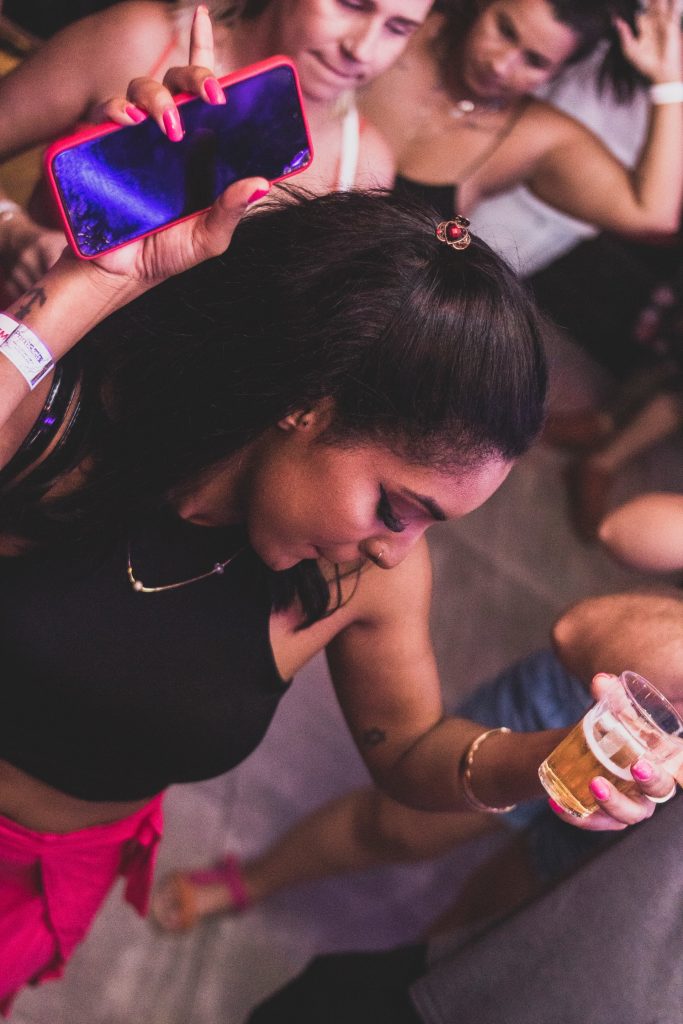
[0, 313, 54, 390]
[459, 726, 518, 814]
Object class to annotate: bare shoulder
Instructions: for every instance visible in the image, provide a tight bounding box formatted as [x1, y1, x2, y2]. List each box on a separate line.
[60, 1, 179, 93]
[78, 0, 175, 39]
[268, 541, 433, 682]
[341, 537, 433, 632]
[522, 97, 598, 150]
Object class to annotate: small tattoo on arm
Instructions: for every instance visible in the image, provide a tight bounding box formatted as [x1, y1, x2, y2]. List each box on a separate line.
[362, 727, 386, 748]
[15, 286, 47, 320]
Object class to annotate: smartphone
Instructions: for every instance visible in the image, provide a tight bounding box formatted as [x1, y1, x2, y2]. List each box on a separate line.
[44, 56, 314, 259]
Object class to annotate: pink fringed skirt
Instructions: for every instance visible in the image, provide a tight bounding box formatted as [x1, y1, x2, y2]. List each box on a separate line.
[0, 794, 163, 1014]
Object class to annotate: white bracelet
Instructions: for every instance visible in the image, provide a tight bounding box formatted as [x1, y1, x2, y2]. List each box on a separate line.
[650, 82, 683, 105]
[0, 199, 21, 223]
[0, 313, 54, 389]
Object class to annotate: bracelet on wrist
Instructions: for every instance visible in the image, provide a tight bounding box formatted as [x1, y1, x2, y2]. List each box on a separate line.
[649, 82, 683, 105]
[459, 726, 518, 814]
[0, 313, 54, 390]
[0, 199, 21, 223]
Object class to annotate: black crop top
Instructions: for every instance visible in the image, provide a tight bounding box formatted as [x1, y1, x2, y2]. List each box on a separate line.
[0, 512, 289, 802]
[394, 176, 459, 222]
[0, 351, 291, 802]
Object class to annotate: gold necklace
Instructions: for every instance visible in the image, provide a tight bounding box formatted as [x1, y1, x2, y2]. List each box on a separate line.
[430, 36, 507, 127]
[126, 544, 244, 594]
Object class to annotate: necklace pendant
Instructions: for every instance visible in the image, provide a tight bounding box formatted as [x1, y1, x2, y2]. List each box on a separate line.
[127, 542, 243, 594]
[452, 99, 475, 118]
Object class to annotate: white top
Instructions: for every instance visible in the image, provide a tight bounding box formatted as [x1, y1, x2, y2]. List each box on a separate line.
[337, 104, 361, 192]
[473, 47, 649, 277]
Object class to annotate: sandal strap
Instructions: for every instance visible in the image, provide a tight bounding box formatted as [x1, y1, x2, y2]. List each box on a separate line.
[187, 854, 250, 912]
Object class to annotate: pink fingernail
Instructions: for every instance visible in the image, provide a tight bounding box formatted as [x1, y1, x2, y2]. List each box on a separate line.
[204, 78, 225, 105]
[632, 759, 654, 781]
[247, 188, 270, 205]
[125, 105, 146, 124]
[589, 777, 610, 801]
[548, 798, 565, 815]
[163, 107, 183, 142]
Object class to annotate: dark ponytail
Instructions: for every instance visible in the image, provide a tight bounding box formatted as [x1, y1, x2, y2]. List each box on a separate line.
[5, 190, 547, 625]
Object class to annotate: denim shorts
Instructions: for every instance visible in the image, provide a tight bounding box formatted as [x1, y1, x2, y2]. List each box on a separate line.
[455, 649, 610, 882]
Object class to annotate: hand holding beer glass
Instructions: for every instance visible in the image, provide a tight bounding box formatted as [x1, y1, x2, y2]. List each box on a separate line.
[539, 671, 683, 818]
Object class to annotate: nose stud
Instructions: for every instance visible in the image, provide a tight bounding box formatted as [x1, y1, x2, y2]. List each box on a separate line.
[372, 549, 385, 567]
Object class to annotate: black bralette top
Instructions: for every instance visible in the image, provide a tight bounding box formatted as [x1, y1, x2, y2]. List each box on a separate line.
[0, 358, 289, 803]
[0, 513, 289, 801]
[394, 176, 459, 222]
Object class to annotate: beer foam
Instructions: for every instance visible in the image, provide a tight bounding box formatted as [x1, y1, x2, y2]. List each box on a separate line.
[582, 709, 645, 781]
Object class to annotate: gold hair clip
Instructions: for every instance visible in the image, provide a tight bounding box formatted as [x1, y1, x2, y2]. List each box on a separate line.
[436, 216, 471, 251]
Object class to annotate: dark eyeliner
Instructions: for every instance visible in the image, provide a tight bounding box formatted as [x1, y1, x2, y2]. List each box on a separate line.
[377, 485, 407, 533]
[497, 13, 516, 42]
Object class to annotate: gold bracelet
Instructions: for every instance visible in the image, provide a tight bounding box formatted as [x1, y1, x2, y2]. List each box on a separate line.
[459, 726, 518, 814]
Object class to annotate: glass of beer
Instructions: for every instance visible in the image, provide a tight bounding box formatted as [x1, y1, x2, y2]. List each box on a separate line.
[538, 671, 683, 818]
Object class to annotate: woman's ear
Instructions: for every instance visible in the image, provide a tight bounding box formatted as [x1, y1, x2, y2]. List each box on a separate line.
[277, 397, 336, 435]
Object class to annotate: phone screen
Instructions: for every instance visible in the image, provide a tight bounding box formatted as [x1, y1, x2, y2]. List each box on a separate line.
[49, 63, 312, 257]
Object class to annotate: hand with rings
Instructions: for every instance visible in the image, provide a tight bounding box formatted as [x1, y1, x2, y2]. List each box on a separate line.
[644, 782, 678, 804]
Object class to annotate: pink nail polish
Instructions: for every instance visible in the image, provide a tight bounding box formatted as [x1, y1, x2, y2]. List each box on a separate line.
[204, 78, 225, 105]
[589, 777, 610, 801]
[632, 759, 654, 781]
[125, 105, 145, 124]
[247, 188, 270, 205]
[548, 798, 565, 815]
[163, 108, 183, 142]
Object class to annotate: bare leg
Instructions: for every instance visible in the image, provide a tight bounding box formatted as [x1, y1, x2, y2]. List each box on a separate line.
[543, 361, 678, 450]
[152, 788, 502, 931]
[570, 391, 683, 539]
[426, 831, 539, 937]
[599, 492, 683, 572]
[588, 390, 683, 474]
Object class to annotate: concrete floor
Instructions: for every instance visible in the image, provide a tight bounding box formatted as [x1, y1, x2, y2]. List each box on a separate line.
[13, 330, 683, 1024]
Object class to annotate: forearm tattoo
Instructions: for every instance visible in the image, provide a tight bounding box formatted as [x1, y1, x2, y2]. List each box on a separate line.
[361, 727, 387, 748]
[14, 286, 47, 321]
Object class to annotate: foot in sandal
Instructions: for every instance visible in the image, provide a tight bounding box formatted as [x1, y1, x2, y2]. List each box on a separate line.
[151, 854, 251, 932]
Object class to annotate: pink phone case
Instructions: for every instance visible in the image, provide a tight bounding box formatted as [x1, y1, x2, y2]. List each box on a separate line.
[44, 55, 314, 259]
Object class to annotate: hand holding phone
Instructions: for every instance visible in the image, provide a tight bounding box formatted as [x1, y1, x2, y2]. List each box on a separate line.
[44, 9, 313, 259]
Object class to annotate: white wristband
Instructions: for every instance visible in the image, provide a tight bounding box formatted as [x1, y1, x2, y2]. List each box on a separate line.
[0, 313, 54, 389]
[0, 199, 21, 223]
[650, 82, 683, 105]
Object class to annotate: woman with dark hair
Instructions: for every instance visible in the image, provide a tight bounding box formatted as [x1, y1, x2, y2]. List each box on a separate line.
[0, 50, 675, 1002]
[360, 0, 682, 233]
